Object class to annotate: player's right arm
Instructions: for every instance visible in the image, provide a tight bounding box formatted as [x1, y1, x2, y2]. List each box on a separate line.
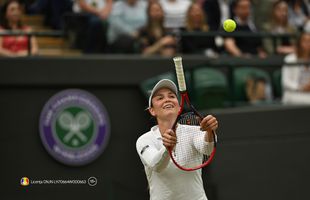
[162, 129, 177, 149]
[136, 135, 170, 172]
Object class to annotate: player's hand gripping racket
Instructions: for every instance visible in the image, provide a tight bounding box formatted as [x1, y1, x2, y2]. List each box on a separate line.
[169, 57, 217, 171]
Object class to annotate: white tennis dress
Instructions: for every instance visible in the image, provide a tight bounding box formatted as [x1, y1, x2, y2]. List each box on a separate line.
[136, 124, 214, 200]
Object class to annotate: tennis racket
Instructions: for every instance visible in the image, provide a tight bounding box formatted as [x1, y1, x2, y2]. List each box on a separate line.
[169, 56, 217, 171]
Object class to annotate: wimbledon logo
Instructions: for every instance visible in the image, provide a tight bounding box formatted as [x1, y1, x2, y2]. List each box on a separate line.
[39, 89, 110, 166]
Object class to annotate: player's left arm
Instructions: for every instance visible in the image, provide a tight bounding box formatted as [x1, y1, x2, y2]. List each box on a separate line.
[200, 115, 218, 143]
[192, 115, 218, 155]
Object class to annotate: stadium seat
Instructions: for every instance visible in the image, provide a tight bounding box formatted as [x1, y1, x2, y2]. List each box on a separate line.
[233, 67, 271, 102]
[192, 67, 228, 109]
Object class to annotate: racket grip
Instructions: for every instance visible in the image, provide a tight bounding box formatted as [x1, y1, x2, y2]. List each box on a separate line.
[173, 57, 186, 92]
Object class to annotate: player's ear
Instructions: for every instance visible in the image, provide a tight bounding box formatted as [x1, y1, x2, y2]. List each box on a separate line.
[148, 107, 156, 117]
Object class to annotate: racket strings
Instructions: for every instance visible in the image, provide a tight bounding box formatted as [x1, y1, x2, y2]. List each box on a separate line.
[172, 112, 211, 168]
[178, 112, 201, 126]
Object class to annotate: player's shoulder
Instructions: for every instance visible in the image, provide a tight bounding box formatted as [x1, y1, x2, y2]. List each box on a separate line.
[136, 126, 158, 145]
[136, 130, 152, 143]
[136, 126, 161, 155]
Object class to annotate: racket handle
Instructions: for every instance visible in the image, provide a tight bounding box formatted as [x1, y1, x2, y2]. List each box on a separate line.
[173, 57, 186, 92]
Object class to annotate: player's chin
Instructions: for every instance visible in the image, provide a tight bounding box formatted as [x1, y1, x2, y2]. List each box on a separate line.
[163, 108, 178, 114]
[161, 109, 177, 117]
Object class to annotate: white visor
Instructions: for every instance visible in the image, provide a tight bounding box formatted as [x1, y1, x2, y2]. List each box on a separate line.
[148, 79, 178, 109]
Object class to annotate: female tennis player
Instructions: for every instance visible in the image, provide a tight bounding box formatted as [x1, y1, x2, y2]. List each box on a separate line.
[136, 79, 218, 200]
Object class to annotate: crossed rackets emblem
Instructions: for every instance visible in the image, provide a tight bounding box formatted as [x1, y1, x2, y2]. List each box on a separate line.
[58, 111, 91, 146]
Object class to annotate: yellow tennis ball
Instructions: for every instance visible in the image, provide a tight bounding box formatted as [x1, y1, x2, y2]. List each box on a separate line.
[223, 19, 237, 32]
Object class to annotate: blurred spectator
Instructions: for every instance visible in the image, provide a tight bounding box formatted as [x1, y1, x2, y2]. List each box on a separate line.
[282, 31, 310, 104]
[26, 0, 73, 30]
[159, 0, 191, 31]
[262, 0, 297, 55]
[224, 0, 267, 58]
[202, 0, 232, 31]
[245, 73, 273, 104]
[185, 3, 209, 32]
[286, 0, 310, 31]
[73, 0, 112, 53]
[138, 1, 176, 56]
[181, 2, 218, 56]
[107, 0, 147, 53]
[252, 0, 276, 30]
[0, 0, 38, 57]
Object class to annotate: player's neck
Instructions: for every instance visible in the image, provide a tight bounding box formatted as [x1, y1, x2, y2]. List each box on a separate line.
[157, 120, 174, 136]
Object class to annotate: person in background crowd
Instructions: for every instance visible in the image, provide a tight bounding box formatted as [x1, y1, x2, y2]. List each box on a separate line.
[138, 1, 176, 56]
[107, 0, 147, 53]
[282, 31, 310, 105]
[286, 0, 310, 31]
[224, 0, 267, 58]
[159, 0, 191, 32]
[245, 73, 273, 104]
[73, 0, 113, 53]
[252, 0, 276, 31]
[201, 0, 232, 31]
[0, 0, 38, 57]
[181, 2, 218, 56]
[262, 0, 297, 55]
[26, 0, 73, 30]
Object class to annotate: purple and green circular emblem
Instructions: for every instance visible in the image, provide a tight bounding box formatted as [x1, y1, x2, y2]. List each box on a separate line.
[39, 89, 110, 166]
